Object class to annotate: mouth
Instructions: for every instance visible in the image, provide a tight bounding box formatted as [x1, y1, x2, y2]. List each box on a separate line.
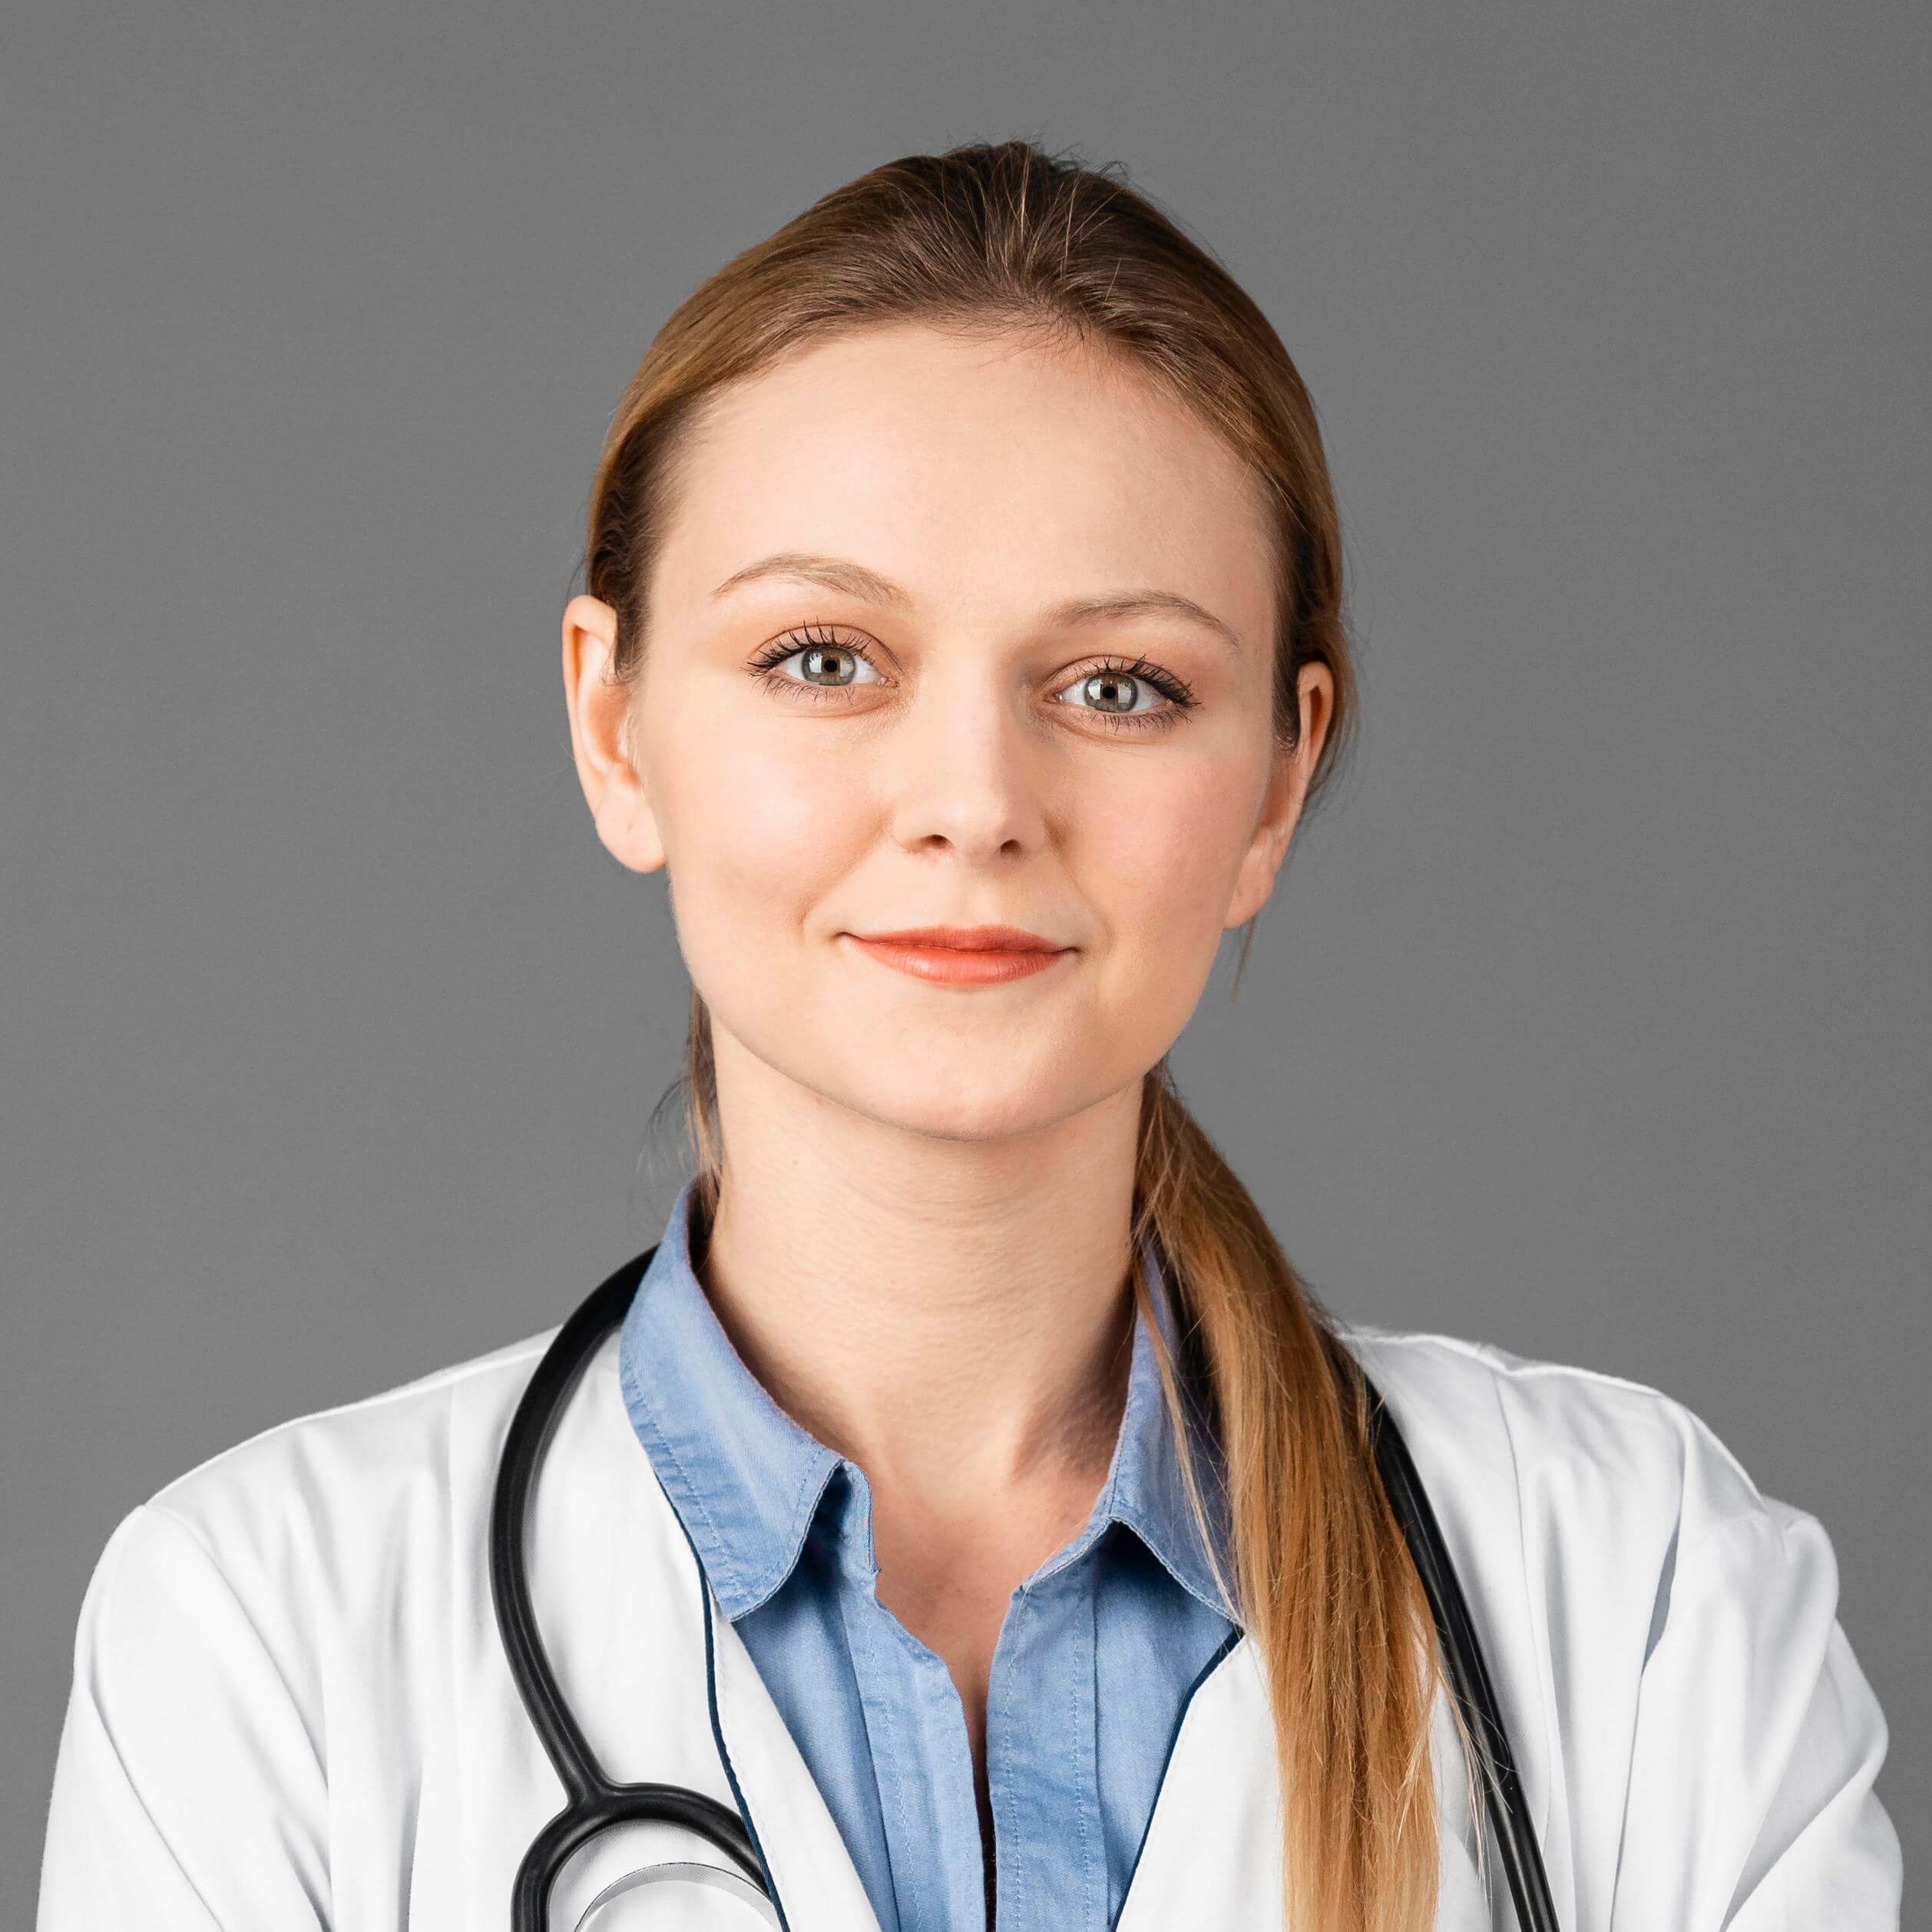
[841, 926, 1074, 986]
[850, 924, 1069, 953]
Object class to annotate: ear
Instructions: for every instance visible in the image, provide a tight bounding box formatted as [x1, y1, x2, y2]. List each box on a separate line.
[562, 593, 667, 875]
[1223, 660, 1335, 930]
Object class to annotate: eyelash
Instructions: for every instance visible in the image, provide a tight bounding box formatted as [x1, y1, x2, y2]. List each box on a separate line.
[745, 624, 1198, 734]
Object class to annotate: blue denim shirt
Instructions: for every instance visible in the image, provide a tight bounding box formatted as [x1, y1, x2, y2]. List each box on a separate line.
[618, 1179, 1240, 1932]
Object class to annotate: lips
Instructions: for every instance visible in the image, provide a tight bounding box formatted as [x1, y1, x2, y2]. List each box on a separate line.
[851, 925, 1068, 953]
[843, 927, 1074, 986]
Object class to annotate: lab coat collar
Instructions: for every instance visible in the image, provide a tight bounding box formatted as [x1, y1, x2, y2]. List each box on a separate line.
[617, 1179, 1236, 1626]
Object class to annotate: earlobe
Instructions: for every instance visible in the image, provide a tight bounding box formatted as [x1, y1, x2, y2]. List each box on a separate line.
[1224, 751, 1305, 930]
[561, 594, 667, 877]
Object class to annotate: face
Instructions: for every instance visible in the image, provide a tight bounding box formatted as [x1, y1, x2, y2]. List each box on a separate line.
[564, 321, 1331, 1146]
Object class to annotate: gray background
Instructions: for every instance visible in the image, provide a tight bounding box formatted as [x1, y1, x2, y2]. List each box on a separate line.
[6, 0, 1925, 1916]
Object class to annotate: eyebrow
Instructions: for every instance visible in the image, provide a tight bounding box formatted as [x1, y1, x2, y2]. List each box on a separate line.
[710, 551, 1243, 656]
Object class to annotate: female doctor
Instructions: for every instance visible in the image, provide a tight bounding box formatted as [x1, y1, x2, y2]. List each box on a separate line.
[38, 141, 1901, 1932]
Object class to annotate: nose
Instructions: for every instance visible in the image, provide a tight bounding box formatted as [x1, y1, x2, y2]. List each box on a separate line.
[882, 666, 1050, 862]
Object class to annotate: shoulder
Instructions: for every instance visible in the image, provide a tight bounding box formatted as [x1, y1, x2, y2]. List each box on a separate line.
[103, 1322, 562, 1637]
[147, 1321, 557, 1513]
[1328, 1319, 1819, 1645]
[1333, 1332, 1902, 1917]
[44, 1325, 574, 1917]
[1335, 1318, 1777, 1531]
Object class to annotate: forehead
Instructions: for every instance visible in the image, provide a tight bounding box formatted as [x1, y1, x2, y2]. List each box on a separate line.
[652, 321, 1275, 633]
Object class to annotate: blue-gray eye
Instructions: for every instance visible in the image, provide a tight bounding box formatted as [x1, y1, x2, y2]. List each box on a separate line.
[747, 626, 1195, 735]
[1070, 667, 1160, 716]
[1052, 663, 1193, 733]
[746, 624, 882, 690]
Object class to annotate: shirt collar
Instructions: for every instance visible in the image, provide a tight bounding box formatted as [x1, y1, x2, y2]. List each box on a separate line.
[617, 1177, 1237, 1627]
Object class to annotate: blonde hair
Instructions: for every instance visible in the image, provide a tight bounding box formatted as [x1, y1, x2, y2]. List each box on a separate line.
[586, 139, 1441, 1932]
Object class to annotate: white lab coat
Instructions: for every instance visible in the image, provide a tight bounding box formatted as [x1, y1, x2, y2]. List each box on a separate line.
[36, 1315, 1902, 1930]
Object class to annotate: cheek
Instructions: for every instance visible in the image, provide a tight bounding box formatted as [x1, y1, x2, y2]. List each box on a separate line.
[1082, 758, 1262, 1034]
[661, 717, 849, 927]
[1087, 759, 1259, 936]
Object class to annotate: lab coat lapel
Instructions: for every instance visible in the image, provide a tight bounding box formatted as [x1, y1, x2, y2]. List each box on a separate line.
[1115, 1638, 1497, 1930]
[706, 1596, 885, 1932]
[516, 1328, 787, 1925]
[710, 1613, 1495, 1932]
[1113, 1638, 1285, 1927]
[572, 1329, 883, 1932]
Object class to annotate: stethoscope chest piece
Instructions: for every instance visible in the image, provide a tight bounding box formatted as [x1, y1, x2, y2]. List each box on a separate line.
[573, 1859, 782, 1928]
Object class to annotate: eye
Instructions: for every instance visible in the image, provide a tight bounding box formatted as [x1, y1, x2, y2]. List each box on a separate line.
[744, 627, 1197, 736]
[746, 624, 885, 700]
[1051, 657, 1196, 734]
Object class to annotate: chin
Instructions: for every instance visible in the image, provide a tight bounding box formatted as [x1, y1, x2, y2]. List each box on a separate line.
[836, 1061, 1107, 1145]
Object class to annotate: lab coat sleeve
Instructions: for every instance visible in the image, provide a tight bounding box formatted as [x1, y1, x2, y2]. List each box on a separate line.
[1606, 1412, 1902, 1930]
[37, 1502, 332, 1931]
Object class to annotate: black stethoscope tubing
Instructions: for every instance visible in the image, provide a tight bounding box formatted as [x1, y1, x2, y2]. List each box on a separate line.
[490, 1249, 766, 1930]
[491, 1249, 1560, 1930]
[1367, 1377, 1561, 1932]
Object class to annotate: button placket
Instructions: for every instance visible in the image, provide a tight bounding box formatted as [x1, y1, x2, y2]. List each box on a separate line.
[986, 1570, 1107, 1932]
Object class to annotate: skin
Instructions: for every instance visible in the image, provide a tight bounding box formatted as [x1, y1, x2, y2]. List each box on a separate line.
[562, 319, 1332, 1897]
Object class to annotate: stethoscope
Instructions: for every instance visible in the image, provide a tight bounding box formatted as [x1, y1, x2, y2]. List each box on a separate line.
[491, 1249, 1562, 1930]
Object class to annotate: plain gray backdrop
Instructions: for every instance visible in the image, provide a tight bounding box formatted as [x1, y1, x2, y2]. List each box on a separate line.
[6, 1, 1925, 1917]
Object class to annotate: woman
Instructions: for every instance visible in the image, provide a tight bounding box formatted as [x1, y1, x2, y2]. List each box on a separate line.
[38, 141, 1901, 1931]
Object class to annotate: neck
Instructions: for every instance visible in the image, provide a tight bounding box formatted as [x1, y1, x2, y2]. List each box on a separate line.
[693, 1032, 1146, 1514]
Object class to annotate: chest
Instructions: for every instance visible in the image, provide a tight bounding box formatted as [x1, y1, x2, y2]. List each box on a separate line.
[366, 1573, 1500, 1932]
[333, 1399, 1507, 1932]
[326, 1332, 1690, 1932]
